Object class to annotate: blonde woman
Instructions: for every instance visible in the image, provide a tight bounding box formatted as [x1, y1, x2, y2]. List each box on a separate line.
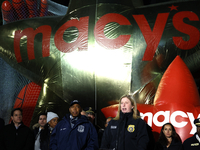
[100, 94, 149, 150]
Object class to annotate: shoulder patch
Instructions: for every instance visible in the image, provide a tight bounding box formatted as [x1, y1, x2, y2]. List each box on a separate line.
[77, 125, 84, 133]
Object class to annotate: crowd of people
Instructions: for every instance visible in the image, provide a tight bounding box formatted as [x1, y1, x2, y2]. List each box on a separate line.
[0, 95, 200, 150]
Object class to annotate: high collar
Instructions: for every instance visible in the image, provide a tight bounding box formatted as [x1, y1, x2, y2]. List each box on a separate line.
[11, 121, 23, 128]
[120, 111, 133, 119]
[65, 113, 83, 121]
[69, 114, 81, 120]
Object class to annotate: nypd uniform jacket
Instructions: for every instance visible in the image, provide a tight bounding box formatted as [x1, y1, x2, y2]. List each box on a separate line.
[100, 111, 149, 150]
[50, 114, 99, 150]
[183, 133, 200, 150]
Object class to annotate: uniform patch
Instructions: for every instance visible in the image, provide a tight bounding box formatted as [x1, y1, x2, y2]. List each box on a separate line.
[111, 126, 117, 129]
[191, 143, 199, 146]
[60, 128, 66, 131]
[127, 125, 135, 132]
[77, 125, 84, 133]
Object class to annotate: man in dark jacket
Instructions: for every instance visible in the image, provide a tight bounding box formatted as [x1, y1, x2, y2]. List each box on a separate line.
[50, 100, 99, 150]
[0, 108, 34, 150]
[183, 118, 200, 150]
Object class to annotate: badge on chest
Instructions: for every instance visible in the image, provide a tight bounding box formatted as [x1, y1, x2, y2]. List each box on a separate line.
[127, 125, 135, 132]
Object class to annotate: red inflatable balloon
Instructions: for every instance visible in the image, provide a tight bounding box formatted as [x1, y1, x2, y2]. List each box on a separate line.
[1, 0, 14, 23]
[13, 82, 41, 126]
[101, 104, 118, 119]
[26, 0, 38, 18]
[39, 0, 48, 17]
[1, 0, 200, 128]
[12, 0, 27, 20]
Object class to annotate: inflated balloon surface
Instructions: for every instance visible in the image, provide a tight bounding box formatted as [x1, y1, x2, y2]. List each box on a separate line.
[0, 0, 200, 127]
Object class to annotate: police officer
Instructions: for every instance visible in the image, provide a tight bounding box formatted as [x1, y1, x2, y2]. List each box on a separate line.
[50, 100, 99, 150]
[101, 95, 149, 150]
[183, 118, 200, 150]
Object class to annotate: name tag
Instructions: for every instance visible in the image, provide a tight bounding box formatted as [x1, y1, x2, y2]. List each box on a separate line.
[111, 126, 117, 129]
[191, 143, 199, 146]
[60, 128, 66, 131]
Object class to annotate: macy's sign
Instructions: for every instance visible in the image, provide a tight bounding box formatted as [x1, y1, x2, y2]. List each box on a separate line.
[140, 110, 200, 135]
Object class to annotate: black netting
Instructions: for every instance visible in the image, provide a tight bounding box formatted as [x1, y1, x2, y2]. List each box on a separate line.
[0, 0, 67, 123]
[0, 58, 30, 123]
[1, 0, 68, 24]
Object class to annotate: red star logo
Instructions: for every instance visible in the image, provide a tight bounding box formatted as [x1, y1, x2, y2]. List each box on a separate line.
[169, 5, 178, 11]
[101, 56, 200, 142]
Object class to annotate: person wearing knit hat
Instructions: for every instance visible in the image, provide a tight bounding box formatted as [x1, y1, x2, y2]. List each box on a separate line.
[183, 118, 200, 150]
[47, 112, 59, 129]
[50, 100, 99, 150]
